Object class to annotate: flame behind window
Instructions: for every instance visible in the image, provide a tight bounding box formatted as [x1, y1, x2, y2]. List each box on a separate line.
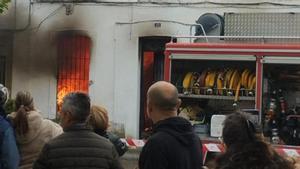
[57, 34, 91, 112]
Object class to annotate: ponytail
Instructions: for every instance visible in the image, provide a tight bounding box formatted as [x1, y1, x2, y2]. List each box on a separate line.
[14, 91, 34, 136]
[14, 105, 29, 136]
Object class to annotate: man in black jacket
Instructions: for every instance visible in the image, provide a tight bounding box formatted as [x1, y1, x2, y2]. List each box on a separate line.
[33, 92, 123, 169]
[139, 81, 203, 169]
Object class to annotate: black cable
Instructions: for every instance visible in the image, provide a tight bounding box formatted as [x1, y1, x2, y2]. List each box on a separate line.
[30, 5, 64, 32]
[116, 20, 199, 26]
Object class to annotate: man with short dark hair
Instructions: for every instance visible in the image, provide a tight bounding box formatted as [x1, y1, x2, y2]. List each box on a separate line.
[33, 92, 123, 169]
[139, 81, 203, 169]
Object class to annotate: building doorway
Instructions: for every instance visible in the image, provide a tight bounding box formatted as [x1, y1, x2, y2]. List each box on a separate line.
[139, 36, 172, 138]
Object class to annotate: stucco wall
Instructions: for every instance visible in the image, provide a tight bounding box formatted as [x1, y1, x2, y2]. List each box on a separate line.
[33, 0, 300, 4]
[2, 0, 300, 138]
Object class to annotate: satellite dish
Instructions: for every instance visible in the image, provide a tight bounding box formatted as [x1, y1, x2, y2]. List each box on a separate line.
[195, 13, 224, 36]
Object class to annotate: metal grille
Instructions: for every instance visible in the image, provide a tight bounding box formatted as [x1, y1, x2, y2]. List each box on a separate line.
[57, 35, 91, 110]
[0, 55, 5, 85]
[224, 13, 300, 43]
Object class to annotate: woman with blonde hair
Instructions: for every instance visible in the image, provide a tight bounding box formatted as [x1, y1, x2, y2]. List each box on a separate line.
[9, 91, 63, 169]
[87, 105, 128, 156]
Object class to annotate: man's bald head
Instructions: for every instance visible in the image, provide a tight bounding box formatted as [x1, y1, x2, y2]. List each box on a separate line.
[147, 81, 180, 112]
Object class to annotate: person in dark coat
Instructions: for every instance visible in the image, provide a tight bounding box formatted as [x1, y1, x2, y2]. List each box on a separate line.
[139, 81, 203, 169]
[0, 84, 20, 169]
[87, 105, 128, 156]
[33, 92, 123, 169]
[214, 112, 293, 169]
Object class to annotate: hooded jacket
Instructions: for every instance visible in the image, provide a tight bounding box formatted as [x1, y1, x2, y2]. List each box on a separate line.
[139, 116, 203, 169]
[9, 110, 63, 169]
[0, 107, 20, 169]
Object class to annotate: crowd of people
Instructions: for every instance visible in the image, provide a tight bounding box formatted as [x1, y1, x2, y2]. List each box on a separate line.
[0, 82, 298, 169]
[0, 84, 127, 169]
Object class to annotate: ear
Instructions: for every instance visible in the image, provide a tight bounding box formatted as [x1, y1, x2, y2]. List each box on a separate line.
[176, 98, 182, 110]
[59, 111, 73, 128]
[57, 111, 63, 121]
[65, 111, 73, 123]
[146, 100, 152, 118]
[223, 143, 227, 151]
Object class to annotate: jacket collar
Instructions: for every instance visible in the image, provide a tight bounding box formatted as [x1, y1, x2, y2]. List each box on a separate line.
[64, 123, 90, 132]
[153, 116, 190, 132]
[94, 128, 108, 138]
[0, 106, 6, 117]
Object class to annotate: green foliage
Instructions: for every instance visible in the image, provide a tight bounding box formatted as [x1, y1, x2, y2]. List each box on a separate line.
[0, 0, 10, 13]
[4, 99, 16, 114]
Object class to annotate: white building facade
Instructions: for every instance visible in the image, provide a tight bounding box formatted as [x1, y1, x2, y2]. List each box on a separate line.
[1, 0, 300, 138]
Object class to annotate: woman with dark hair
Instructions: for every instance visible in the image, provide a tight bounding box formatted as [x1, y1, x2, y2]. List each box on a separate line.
[215, 112, 294, 169]
[9, 91, 63, 169]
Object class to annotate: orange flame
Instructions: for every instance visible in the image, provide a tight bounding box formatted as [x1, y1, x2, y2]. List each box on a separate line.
[56, 35, 91, 112]
[57, 85, 70, 107]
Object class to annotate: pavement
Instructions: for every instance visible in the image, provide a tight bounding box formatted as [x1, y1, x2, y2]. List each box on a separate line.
[120, 148, 141, 169]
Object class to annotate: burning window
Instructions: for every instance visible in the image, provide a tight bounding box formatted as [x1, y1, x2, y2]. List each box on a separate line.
[57, 34, 91, 111]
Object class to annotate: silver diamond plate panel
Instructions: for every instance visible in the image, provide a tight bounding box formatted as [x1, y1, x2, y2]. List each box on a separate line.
[224, 13, 300, 43]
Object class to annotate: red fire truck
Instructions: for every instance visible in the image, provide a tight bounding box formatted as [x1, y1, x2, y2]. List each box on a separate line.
[163, 38, 300, 159]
